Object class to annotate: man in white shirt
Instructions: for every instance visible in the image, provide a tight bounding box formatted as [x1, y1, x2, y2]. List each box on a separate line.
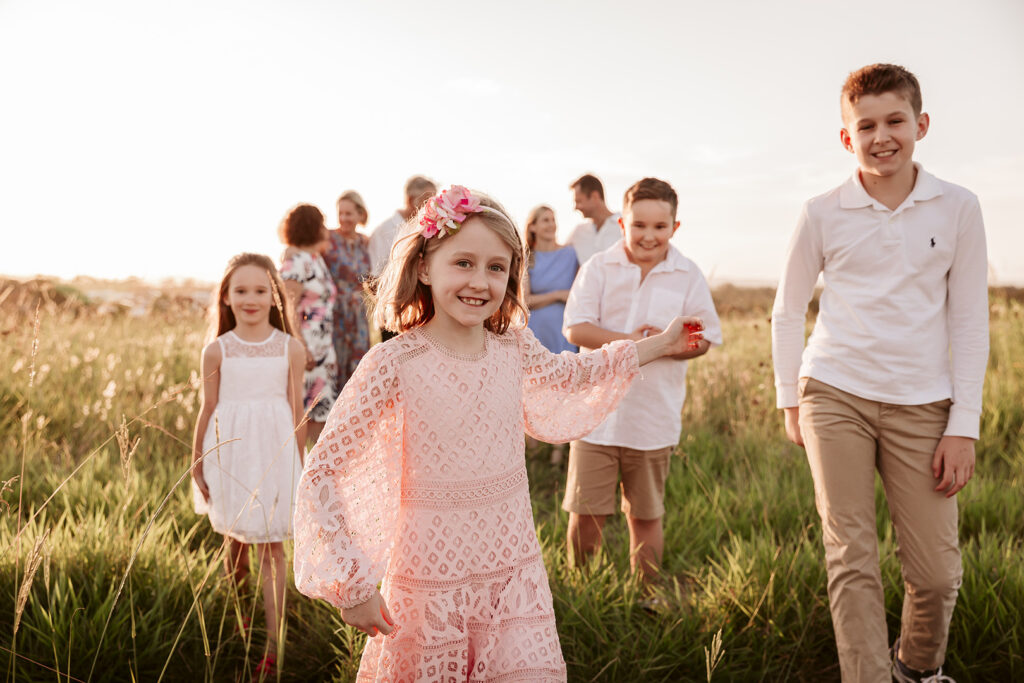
[367, 175, 437, 277]
[771, 64, 988, 682]
[563, 177, 722, 586]
[567, 174, 621, 266]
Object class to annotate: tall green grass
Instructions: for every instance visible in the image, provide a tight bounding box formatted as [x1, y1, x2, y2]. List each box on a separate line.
[2, 295, 1021, 681]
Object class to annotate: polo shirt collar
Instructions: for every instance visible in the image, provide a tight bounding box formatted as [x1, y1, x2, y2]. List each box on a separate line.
[608, 241, 690, 273]
[839, 163, 944, 210]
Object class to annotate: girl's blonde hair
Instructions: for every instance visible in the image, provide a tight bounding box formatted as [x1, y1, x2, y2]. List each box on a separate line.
[336, 190, 369, 226]
[369, 191, 527, 335]
[207, 253, 298, 342]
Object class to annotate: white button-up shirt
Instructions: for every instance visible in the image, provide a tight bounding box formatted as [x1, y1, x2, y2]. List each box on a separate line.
[771, 164, 989, 438]
[367, 211, 405, 276]
[569, 213, 622, 267]
[564, 242, 723, 449]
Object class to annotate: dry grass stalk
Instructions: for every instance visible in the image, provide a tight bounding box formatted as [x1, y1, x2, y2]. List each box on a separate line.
[0, 475, 19, 514]
[13, 526, 50, 636]
[116, 415, 141, 482]
[28, 301, 40, 388]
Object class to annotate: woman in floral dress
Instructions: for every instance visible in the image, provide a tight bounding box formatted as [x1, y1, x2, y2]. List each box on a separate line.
[278, 203, 338, 447]
[322, 190, 372, 393]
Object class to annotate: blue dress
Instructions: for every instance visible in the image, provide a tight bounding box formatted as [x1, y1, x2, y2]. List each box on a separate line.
[527, 245, 579, 353]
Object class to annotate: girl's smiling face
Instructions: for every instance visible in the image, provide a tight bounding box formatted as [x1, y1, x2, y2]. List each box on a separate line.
[225, 264, 274, 328]
[418, 217, 513, 332]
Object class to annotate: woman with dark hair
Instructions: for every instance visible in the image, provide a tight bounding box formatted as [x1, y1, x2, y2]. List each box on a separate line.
[322, 190, 372, 393]
[278, 203, 338, 447]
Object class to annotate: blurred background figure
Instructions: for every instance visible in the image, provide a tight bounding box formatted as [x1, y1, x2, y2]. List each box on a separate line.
[367, 175, 437, 342]
[323, 190, 372, 391]
[523, 204, 579, 464]
[278, 203, 338, 446]
[568, 174, 620, 266]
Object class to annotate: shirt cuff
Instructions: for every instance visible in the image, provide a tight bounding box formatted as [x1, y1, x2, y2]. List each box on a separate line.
[944, 404, 981, 440]
[775, 382, 799, 409]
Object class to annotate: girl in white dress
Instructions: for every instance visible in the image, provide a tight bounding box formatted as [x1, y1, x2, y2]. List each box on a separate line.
[191, 253, 307, 676]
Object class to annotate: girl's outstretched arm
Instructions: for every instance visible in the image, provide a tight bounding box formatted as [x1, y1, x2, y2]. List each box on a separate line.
[293, 342, 403, 612]
[634, 316, 704, 365]
[191, 341, 222, 502]
[286, 336, 307, 461]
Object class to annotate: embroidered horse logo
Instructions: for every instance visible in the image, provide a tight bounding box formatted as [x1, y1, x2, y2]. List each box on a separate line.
[930, 237, 936, 248]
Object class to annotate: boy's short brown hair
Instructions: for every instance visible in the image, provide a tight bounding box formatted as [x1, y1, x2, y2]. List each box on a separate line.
[570, 174, 605, 201]
[623, 177, 678, 220]
[841, 63, 922, 118]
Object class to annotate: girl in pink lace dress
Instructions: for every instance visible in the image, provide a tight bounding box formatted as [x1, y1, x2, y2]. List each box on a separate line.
[293, 187, 704, 682]
[191, 253, 307, 676]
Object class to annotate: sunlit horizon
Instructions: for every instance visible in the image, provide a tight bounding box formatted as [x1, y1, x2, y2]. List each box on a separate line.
[2, 0, 1022, 286]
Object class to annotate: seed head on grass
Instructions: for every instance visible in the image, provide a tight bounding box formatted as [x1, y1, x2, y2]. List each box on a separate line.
[116, 415, 141, 483]
[14, 526, 50, 636]
[705, 627, 725, 681]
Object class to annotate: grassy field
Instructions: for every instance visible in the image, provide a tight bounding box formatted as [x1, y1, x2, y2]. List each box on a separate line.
[1, 286, 1022, 681]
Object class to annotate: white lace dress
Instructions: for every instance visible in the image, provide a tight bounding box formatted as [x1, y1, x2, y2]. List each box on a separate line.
[193, 329, 303, 543]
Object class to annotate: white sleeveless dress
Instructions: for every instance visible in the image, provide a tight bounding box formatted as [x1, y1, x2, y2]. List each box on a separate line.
[193, 329, 302, 543]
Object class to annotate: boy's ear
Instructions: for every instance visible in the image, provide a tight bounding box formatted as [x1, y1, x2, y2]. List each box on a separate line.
[618, 216, 626, 235]
[417, 256, 430, 285]
[916, 112, 930, 141]
[671, 221, 681, 235]
[839, 127, 854, 154]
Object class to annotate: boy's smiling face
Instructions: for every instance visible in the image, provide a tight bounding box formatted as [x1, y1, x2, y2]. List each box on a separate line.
[619, 199, 679, 269]
[841, 91, 929, 183]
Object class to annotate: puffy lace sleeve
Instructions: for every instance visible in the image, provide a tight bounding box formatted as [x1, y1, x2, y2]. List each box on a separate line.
[293, 342, 403, 609]
[514, 326, 639, 443]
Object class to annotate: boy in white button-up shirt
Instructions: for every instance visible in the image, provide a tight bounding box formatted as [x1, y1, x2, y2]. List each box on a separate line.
[772, 64, 988, 683]
[562, 177, 722, 586]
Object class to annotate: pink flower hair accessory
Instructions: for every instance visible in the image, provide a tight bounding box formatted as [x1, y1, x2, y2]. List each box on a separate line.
[419, 185, 484, 240]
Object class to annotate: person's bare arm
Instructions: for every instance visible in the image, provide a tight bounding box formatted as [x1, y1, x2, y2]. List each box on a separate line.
[282, 278, 315, 370]
[565, 322, 659, 350]
[633, 317, 704, 366]
[191, 342, 222, 502]
[287, 337, 308, 461]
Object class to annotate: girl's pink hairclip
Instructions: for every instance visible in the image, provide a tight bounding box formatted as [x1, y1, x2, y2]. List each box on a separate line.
[419, 185, 483, 240]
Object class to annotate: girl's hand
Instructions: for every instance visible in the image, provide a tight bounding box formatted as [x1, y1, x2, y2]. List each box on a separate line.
[192, 460, 210, 503]
[634, 316, 704, 365]
[341, 591, 396, 638]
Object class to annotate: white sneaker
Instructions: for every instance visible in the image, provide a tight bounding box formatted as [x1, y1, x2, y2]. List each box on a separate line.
[890, 637, 956, 683]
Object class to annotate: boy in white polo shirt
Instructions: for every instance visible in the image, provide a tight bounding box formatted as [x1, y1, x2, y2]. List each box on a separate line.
[772, 63, 988, 682]
[562, 176, 722, 584]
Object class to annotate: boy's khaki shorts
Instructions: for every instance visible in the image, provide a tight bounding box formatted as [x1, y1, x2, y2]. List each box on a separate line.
[561, 441, 674, 520]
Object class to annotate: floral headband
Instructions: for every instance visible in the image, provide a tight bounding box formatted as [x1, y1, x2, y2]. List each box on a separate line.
[419, 185, 491, 240]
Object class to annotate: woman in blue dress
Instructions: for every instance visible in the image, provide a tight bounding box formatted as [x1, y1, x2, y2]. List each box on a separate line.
[524, 205, 579, 463]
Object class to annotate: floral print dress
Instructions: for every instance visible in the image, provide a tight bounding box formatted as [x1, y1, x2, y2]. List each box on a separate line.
[279, 247, 338, 422]
[322, 230, 372, 392]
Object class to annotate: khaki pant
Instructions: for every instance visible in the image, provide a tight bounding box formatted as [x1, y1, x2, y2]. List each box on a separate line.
[799, 378, 961, 682]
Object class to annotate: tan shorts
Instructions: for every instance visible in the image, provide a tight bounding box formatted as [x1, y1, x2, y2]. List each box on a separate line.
[561, 440, 674, 520]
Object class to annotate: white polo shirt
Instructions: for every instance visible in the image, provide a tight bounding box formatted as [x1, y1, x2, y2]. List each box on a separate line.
[569, 213, 622, 266]
[771, 164, 989, 438]
[564, 242, 723, 449]
[367, 211, 405, 276]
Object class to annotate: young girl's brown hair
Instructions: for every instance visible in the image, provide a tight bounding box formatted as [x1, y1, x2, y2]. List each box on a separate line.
[207, 253, 298, 341]
[368, 191, 528, 335]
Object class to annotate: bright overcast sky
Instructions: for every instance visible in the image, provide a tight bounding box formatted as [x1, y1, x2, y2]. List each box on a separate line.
[1, 0, 1022, 285]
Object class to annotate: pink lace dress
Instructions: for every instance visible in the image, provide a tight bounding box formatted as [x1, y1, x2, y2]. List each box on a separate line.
[293, 326, 638, 682]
